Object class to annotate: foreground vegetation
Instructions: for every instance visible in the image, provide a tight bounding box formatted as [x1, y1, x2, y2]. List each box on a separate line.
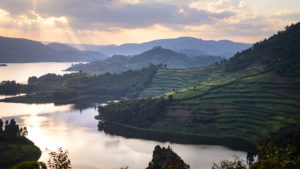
[11, 147, 71, 169]
[0, 119, 41, 169]
[212, 126, 300, 169]
[147, 145, 190, 169]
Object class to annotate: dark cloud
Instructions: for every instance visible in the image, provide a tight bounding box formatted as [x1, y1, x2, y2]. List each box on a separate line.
[0, 0, 234, 30]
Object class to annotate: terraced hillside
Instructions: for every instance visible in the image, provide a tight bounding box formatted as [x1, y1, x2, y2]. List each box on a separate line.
[97, 23, 300, 146]
[152, 69, 300, 143]
[139, 63, 262, 98]
[139, 66, 217, 97]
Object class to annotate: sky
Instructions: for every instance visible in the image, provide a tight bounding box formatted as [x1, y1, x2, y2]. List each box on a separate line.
[0, 0, 299, 45]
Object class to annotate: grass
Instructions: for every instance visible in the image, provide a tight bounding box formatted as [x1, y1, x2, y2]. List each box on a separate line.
[0, 140, 41, 169]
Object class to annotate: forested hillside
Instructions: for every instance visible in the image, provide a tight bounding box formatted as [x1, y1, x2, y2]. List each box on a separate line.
[96, 23, 300, 147]
[1, 66, 158, 104]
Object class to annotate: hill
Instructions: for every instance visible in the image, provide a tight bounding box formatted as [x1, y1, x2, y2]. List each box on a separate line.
[96, 23, 300, 147]
[1, 66, 158, 104]
[66, 47, 225, 74]
[0, 37, 107, 63]
[71, 37, 251, 58]
[47, 43, 108, 61]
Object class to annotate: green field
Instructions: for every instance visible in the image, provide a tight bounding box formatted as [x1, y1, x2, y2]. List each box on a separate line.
[0, 140, 41, 169]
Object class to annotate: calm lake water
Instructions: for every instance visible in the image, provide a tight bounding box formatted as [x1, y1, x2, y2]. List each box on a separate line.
[0, 62, 81, 83]
[0, 63, 247, 169]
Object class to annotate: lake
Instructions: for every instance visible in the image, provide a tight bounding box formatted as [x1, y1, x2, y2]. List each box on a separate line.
[0, 62, 82, 83]
[0, 62, 247, 169]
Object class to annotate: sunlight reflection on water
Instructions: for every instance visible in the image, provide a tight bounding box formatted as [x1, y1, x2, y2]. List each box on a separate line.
[0, 63, 247, 169]
[0, 102, 247, 169]
[0, 62, 80, 83]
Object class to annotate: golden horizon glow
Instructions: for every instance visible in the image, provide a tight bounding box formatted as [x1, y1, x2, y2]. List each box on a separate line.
[0, 0, 299, 45]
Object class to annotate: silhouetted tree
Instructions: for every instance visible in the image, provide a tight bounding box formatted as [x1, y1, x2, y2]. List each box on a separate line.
[0, 118, 29, 141]
[19, 127, 28, 137]
[0, 119, 3, 133]
[48, 147, 71, 169]
[163, 64, 167, 69]
[147, 145, 190, 169]
[0, 80, 23, 94]
[168, 95, 173, 101]
[211, 155, 246, 169]
[5, 119, 20, 138]
[28, 76, 38, 84]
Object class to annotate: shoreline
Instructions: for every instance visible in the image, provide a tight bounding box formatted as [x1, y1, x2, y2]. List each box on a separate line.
[97, 120, 256, 152]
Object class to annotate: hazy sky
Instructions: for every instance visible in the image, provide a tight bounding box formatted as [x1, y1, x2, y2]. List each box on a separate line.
[0, 0, 299, 45]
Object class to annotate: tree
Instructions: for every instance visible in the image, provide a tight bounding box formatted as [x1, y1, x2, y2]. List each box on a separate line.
[163, 64, 167, 69]
[0, 118, 29, 140]
[19, 127, 28, 137]
[28, 76, 38, 84]
[211, 155, 246, 169]
[0, 119, 3, 133]
[48, 147, 71, 169]
[5, 119, 20, 138]
[147, 145, 190, 169]
[168, 95, 173, 101]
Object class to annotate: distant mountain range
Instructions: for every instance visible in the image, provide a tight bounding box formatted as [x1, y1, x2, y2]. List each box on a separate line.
[0, 36, 107, 63]
[67, 46, 225, 74]
[69, 37, 252, 58]
[0, 36, 250, 63]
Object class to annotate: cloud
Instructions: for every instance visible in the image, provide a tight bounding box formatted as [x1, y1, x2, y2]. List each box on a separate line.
[0, 0, 298, 44]
[186, 0, 292, 40]
[0, 9, 67, 31]
[0, 0, 233, 31]
[0, 8, 82, 44]
[120, 0, 141, 5]
[189, 0, 244, 13]
[274, 10, 300, 21]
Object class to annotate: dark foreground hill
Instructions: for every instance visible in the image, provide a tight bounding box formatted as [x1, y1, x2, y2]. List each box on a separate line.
[0, 37, 107, 62]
